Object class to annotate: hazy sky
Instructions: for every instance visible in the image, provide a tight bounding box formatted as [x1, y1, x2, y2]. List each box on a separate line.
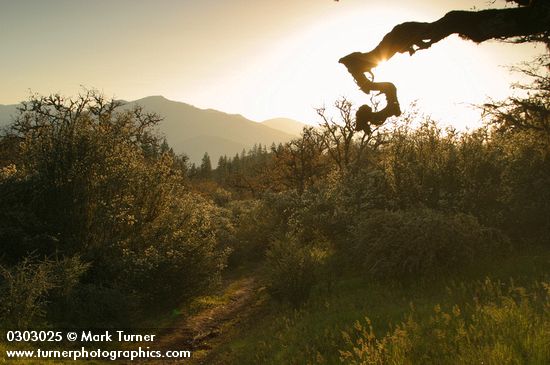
[0, 0, 543, 128]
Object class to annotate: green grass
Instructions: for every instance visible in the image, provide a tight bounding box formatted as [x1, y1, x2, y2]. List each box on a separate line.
[207, 243, 550, 365]
[340, 278, 550, 364]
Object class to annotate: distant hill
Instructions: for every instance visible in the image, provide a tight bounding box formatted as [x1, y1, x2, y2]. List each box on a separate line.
[124, 96, 299, 165]
[0, 96, 302, 165]
[0, 104, 19, 129]
[261, 118, 308, 136]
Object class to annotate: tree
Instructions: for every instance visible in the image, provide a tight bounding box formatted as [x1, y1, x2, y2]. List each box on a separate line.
[272, 127, 327, 194]
[484, 53, 550, 134]
[316, 98, 385, 173]
[200, 152, 213, 179]
[338, 0, 550, 130]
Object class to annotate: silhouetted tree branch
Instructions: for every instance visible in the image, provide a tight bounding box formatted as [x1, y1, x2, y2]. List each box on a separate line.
[339, 0, 550, 131]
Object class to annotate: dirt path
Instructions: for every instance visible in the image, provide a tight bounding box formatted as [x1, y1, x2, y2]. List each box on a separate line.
[151, 276, 261, 364]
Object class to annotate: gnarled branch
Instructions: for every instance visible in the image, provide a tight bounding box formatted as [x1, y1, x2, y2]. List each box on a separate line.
[340, 0, 550, 132]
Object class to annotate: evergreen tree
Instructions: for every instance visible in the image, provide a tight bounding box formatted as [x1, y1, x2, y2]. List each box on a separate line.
[200, 152, 212, 179]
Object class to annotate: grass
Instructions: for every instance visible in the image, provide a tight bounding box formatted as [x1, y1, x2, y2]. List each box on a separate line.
[340, 278, 550, 364]
[206, 242, 550, 365]
[2, 245, 548, 364]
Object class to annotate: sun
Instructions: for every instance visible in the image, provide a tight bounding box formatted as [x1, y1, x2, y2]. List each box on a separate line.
[371, 36, 523, 128]
[171, 2, 535, 129]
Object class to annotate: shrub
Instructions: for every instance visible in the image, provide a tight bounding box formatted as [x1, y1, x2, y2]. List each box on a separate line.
[264, 235, 329, 306]
[227, 199, 272, 265]
[349, 209, 510, 279]
[228, 191, 301, 266]
[379, 120, 463, 210]
[496, 130, 550, 239]
[0, 256, 88, 328]
[118, 193, 229, 311]
[0, 91, 229, 324]
[57, 284, 138, 328]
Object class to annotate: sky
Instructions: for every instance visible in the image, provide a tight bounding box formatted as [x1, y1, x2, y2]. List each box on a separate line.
[0, 0, 544, 129]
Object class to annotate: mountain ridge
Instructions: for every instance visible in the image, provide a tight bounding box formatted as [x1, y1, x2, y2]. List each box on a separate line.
[0, 96, 302, 165]
[261, 117, 308, 136]
[125, 96, 297, 164]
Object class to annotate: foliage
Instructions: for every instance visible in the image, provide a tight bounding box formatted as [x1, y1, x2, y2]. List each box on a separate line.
[0, 91, 228, 325]
[271, 126, 328, 194]
[226, 191, 300, 266]
[0, 256, 88, 328]
[187, 48, 550, 364]
[348, 209, 510, 279]
[207, 248, 550, 365]
[494, 129, 550, 239]
[484, 54, 550, 135]
[264, 235, 330, 306]
[1, 62, 549, 356]
[117, 192, 229, 310]
[214, 144, 274, 197]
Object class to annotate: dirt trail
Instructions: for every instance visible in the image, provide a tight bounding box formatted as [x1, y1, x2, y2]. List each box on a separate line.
[151, 276, 260, 364]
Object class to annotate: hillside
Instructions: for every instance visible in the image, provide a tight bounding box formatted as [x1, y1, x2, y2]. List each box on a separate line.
[125, 96, 298, 164]
[0, 105, 18, 129]
[261, 118, 308, 136]
[0, 97, 300, 165]
[179, 135, 249, 164]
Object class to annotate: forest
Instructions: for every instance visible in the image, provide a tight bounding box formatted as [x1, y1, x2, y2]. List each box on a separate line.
[1, 1, 550, 364]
